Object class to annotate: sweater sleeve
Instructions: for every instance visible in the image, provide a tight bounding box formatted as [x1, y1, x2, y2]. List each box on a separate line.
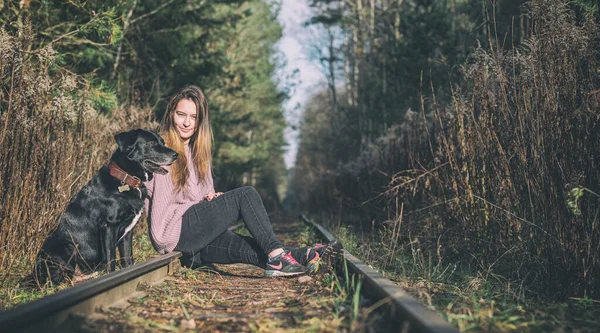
[206, 166, 215, 194]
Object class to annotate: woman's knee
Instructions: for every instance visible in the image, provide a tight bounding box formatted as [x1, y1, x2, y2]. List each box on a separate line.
[239, 186, 258, 196]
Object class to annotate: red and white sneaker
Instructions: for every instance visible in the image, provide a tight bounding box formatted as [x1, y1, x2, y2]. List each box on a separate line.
[264, 250, 306, 277]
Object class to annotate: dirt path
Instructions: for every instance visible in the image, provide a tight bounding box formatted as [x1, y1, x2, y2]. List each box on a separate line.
[64, 214, 353, 332]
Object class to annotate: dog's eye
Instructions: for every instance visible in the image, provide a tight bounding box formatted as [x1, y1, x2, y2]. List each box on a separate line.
[150, 141, 157, 146]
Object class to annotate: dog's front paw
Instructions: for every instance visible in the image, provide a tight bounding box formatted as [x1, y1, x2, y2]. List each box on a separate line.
[120, 256, 135, 268]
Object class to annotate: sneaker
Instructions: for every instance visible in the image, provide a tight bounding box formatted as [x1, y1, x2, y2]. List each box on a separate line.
[289, 240, 342, 274]
[264, 250, 306, 277]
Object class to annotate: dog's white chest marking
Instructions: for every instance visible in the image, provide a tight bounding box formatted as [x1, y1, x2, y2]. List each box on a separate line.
[116, 208, 143, 244]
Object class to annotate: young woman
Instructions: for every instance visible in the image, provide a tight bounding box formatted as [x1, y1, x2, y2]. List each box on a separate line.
[144, 85, 335, 277]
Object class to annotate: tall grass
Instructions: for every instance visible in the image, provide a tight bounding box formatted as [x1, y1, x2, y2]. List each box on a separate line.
[0, 26, 155, 292]
[410, 0, 600, 297]
[298, 0, 600, 298]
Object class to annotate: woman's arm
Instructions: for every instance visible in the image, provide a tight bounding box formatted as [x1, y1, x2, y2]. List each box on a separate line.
[202, 167, 222, 201]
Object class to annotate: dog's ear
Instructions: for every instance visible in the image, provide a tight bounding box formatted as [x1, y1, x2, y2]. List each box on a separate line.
[114, 130, 138, 153]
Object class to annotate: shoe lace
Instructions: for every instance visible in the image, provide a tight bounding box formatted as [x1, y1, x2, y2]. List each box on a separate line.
[282, 252, 301, 265]
[311, 244, 325, 257]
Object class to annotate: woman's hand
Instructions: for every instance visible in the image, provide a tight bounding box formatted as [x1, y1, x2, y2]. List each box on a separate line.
[203, 192, 223, 201]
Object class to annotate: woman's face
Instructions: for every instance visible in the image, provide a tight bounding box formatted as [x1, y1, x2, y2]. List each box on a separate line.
[173, 99, 197, 143]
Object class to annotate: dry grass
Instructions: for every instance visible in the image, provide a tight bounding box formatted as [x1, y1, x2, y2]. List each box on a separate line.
[300, 0, 600, 300]
[0, 25, 156, 300]
[402, 0, 600, 298]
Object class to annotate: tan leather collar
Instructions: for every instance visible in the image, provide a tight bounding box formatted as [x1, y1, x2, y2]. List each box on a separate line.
[108, 162, 142, 189]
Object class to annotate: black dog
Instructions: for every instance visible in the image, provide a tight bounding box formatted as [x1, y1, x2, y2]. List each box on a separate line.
[30, 129, 177, 287]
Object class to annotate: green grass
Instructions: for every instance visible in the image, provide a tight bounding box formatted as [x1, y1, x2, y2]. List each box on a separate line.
[324, 222, 600, 332]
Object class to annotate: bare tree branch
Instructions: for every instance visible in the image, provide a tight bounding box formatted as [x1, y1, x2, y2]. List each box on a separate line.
[129, 0, 176, 24]
[111, 0, 137, 80]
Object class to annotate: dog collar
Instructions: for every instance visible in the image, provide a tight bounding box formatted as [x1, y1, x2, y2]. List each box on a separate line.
[108, 162, 143, 191]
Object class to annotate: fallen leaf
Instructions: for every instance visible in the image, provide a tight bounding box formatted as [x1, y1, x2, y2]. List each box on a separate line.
[180, 318, 196, 329]
[298, 276, 313, 283]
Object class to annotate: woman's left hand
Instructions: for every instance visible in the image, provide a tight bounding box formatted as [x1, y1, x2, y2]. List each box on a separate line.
[203, 192, 223, 201]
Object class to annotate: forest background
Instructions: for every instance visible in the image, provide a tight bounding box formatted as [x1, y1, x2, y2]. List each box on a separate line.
[292, 0, 600, 304]
[1, 0, 600, 328]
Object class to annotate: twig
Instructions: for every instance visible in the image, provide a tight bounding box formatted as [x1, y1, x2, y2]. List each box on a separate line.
[179, 298, 191, 320]
[111, 0, 137, 80]
[361, 163, 449, 206]
[471, 194, 551, 236]
[582, 187, 600, 199]
[130, 0, 177, 24]
[0, 65, 15, 147]
[568, 297, 600, 304]
[50, 15, 101, 45]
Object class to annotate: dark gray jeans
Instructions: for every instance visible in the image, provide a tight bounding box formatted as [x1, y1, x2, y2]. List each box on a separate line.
[175, 186, 283, 269]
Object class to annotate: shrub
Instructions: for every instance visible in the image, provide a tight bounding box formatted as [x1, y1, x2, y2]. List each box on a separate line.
[0, 25, 155, 289]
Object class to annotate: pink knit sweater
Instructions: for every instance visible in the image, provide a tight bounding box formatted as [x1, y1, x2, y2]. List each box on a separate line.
[144, 146, 215, 254]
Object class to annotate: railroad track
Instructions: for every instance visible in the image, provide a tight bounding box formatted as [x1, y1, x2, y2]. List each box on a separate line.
[301, 215, 458, 333]
[0, 217, 458, 333]
[0, 252, 181, 333]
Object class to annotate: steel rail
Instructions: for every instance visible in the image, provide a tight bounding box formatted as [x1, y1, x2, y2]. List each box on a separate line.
[0, 224, 246, 333]
[0, 251, 181, 333]
[301, 214, 459, 333]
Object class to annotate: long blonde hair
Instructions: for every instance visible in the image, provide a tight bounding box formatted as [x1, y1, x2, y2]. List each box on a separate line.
[159, 85, 213, 189]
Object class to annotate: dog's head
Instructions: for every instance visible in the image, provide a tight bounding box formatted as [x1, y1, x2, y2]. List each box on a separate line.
[114, 129, 178, 176]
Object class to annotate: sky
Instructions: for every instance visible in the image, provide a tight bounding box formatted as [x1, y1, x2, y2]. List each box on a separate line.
[274, 0, 326, 169]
